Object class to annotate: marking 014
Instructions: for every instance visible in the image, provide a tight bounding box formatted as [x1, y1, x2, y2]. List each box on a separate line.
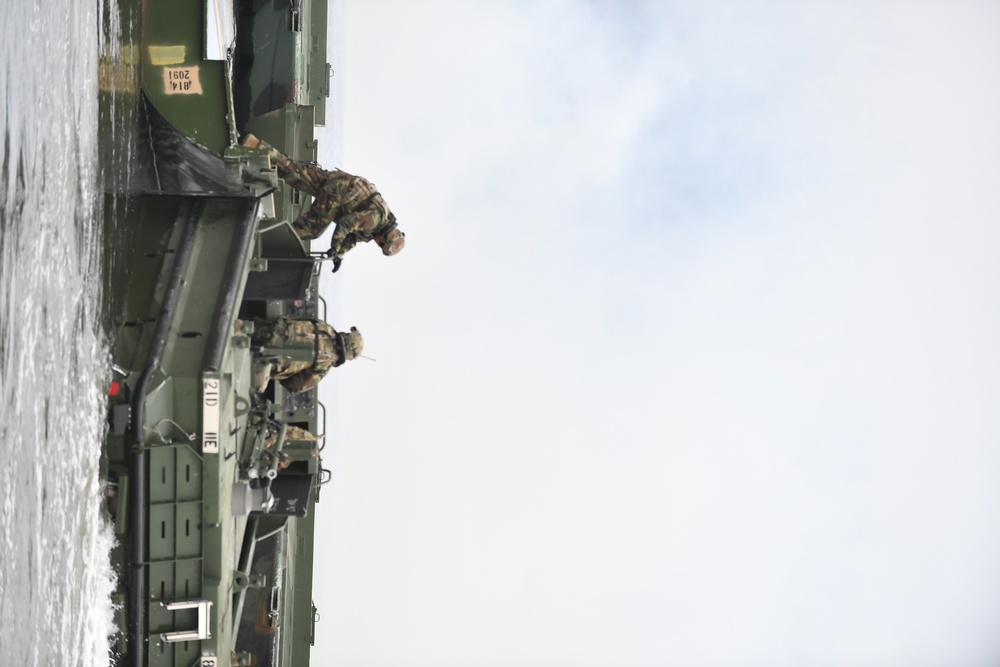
[163, 66, 203, 95]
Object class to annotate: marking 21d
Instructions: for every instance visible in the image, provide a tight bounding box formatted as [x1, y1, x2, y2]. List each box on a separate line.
[202, 377, 220, 454]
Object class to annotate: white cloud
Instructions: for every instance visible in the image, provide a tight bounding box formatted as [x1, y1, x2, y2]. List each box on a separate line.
[314, 2, 1000, 666]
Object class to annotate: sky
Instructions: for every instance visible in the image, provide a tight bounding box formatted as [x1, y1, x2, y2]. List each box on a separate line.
[308, 2, 1000, 666]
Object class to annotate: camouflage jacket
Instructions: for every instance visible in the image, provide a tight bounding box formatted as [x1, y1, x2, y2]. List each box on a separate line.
[267, 144, 394, 258]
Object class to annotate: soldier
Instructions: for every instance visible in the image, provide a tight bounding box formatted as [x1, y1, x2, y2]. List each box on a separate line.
[249, 317, 364, 393]
[241, 133, 405, 272]
[263, 425, 318, 470]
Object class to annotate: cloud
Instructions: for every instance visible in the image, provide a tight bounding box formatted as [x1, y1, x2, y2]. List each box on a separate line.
[314, 2, 1000, 666]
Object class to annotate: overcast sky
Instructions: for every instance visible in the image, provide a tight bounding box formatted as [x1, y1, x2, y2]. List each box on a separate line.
[310, 2, 1000, 665]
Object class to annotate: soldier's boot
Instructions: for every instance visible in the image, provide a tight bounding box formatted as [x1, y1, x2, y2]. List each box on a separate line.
[241, 133, 282, 162]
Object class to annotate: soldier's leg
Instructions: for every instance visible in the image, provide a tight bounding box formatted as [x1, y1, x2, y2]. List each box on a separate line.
[291, 192, 337, 240]
[273, 155, 329, 198]
[249, 318, 274, 347]
[250, 317, 291, 348]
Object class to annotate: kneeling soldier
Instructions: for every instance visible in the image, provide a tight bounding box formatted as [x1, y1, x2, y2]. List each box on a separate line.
[250, 318, 364, 393]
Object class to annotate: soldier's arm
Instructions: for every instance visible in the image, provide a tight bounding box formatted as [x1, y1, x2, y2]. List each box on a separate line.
[328, 212, 368, 257]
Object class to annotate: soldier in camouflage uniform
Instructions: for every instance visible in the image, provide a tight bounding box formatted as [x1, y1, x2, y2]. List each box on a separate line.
[250, 317, 364, 393]
[263, 425, 318, 470]
[242, 134, 405, 271]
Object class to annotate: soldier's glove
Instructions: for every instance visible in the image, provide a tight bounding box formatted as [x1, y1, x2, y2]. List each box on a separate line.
[331, 255, 343, 273]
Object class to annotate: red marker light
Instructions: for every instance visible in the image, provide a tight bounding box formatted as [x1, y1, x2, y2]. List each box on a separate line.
[109, 381, 120, 397]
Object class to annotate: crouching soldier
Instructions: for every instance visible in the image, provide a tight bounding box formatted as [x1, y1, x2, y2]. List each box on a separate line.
[241, 133, 405, 272]
[263, 425, 319, 471]
[250, 317, 364, 393]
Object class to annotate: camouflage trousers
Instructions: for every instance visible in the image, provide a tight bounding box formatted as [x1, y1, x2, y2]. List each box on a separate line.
[264, 424, 317, 447]
[263, 425, 320, 471]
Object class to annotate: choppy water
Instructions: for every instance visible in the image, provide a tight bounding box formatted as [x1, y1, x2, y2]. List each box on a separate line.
[0, 0, 132, 663]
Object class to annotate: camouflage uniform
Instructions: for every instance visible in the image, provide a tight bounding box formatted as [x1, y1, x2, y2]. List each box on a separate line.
[263, 424, 317, 449]
[261, 141, 396, 258]
[251, 318, 363, 393]
[263, 425, 318, 470]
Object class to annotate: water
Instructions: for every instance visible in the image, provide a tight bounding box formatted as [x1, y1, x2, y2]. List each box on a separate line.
[0, 0, 133, 663]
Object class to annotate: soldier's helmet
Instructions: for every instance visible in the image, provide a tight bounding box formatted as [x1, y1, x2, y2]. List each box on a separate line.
[381, 227, 405, 256]
[344, 327, 365, 361]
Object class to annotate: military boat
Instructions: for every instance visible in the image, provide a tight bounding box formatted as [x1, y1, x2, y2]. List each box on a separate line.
[101, 1, 335, 665]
